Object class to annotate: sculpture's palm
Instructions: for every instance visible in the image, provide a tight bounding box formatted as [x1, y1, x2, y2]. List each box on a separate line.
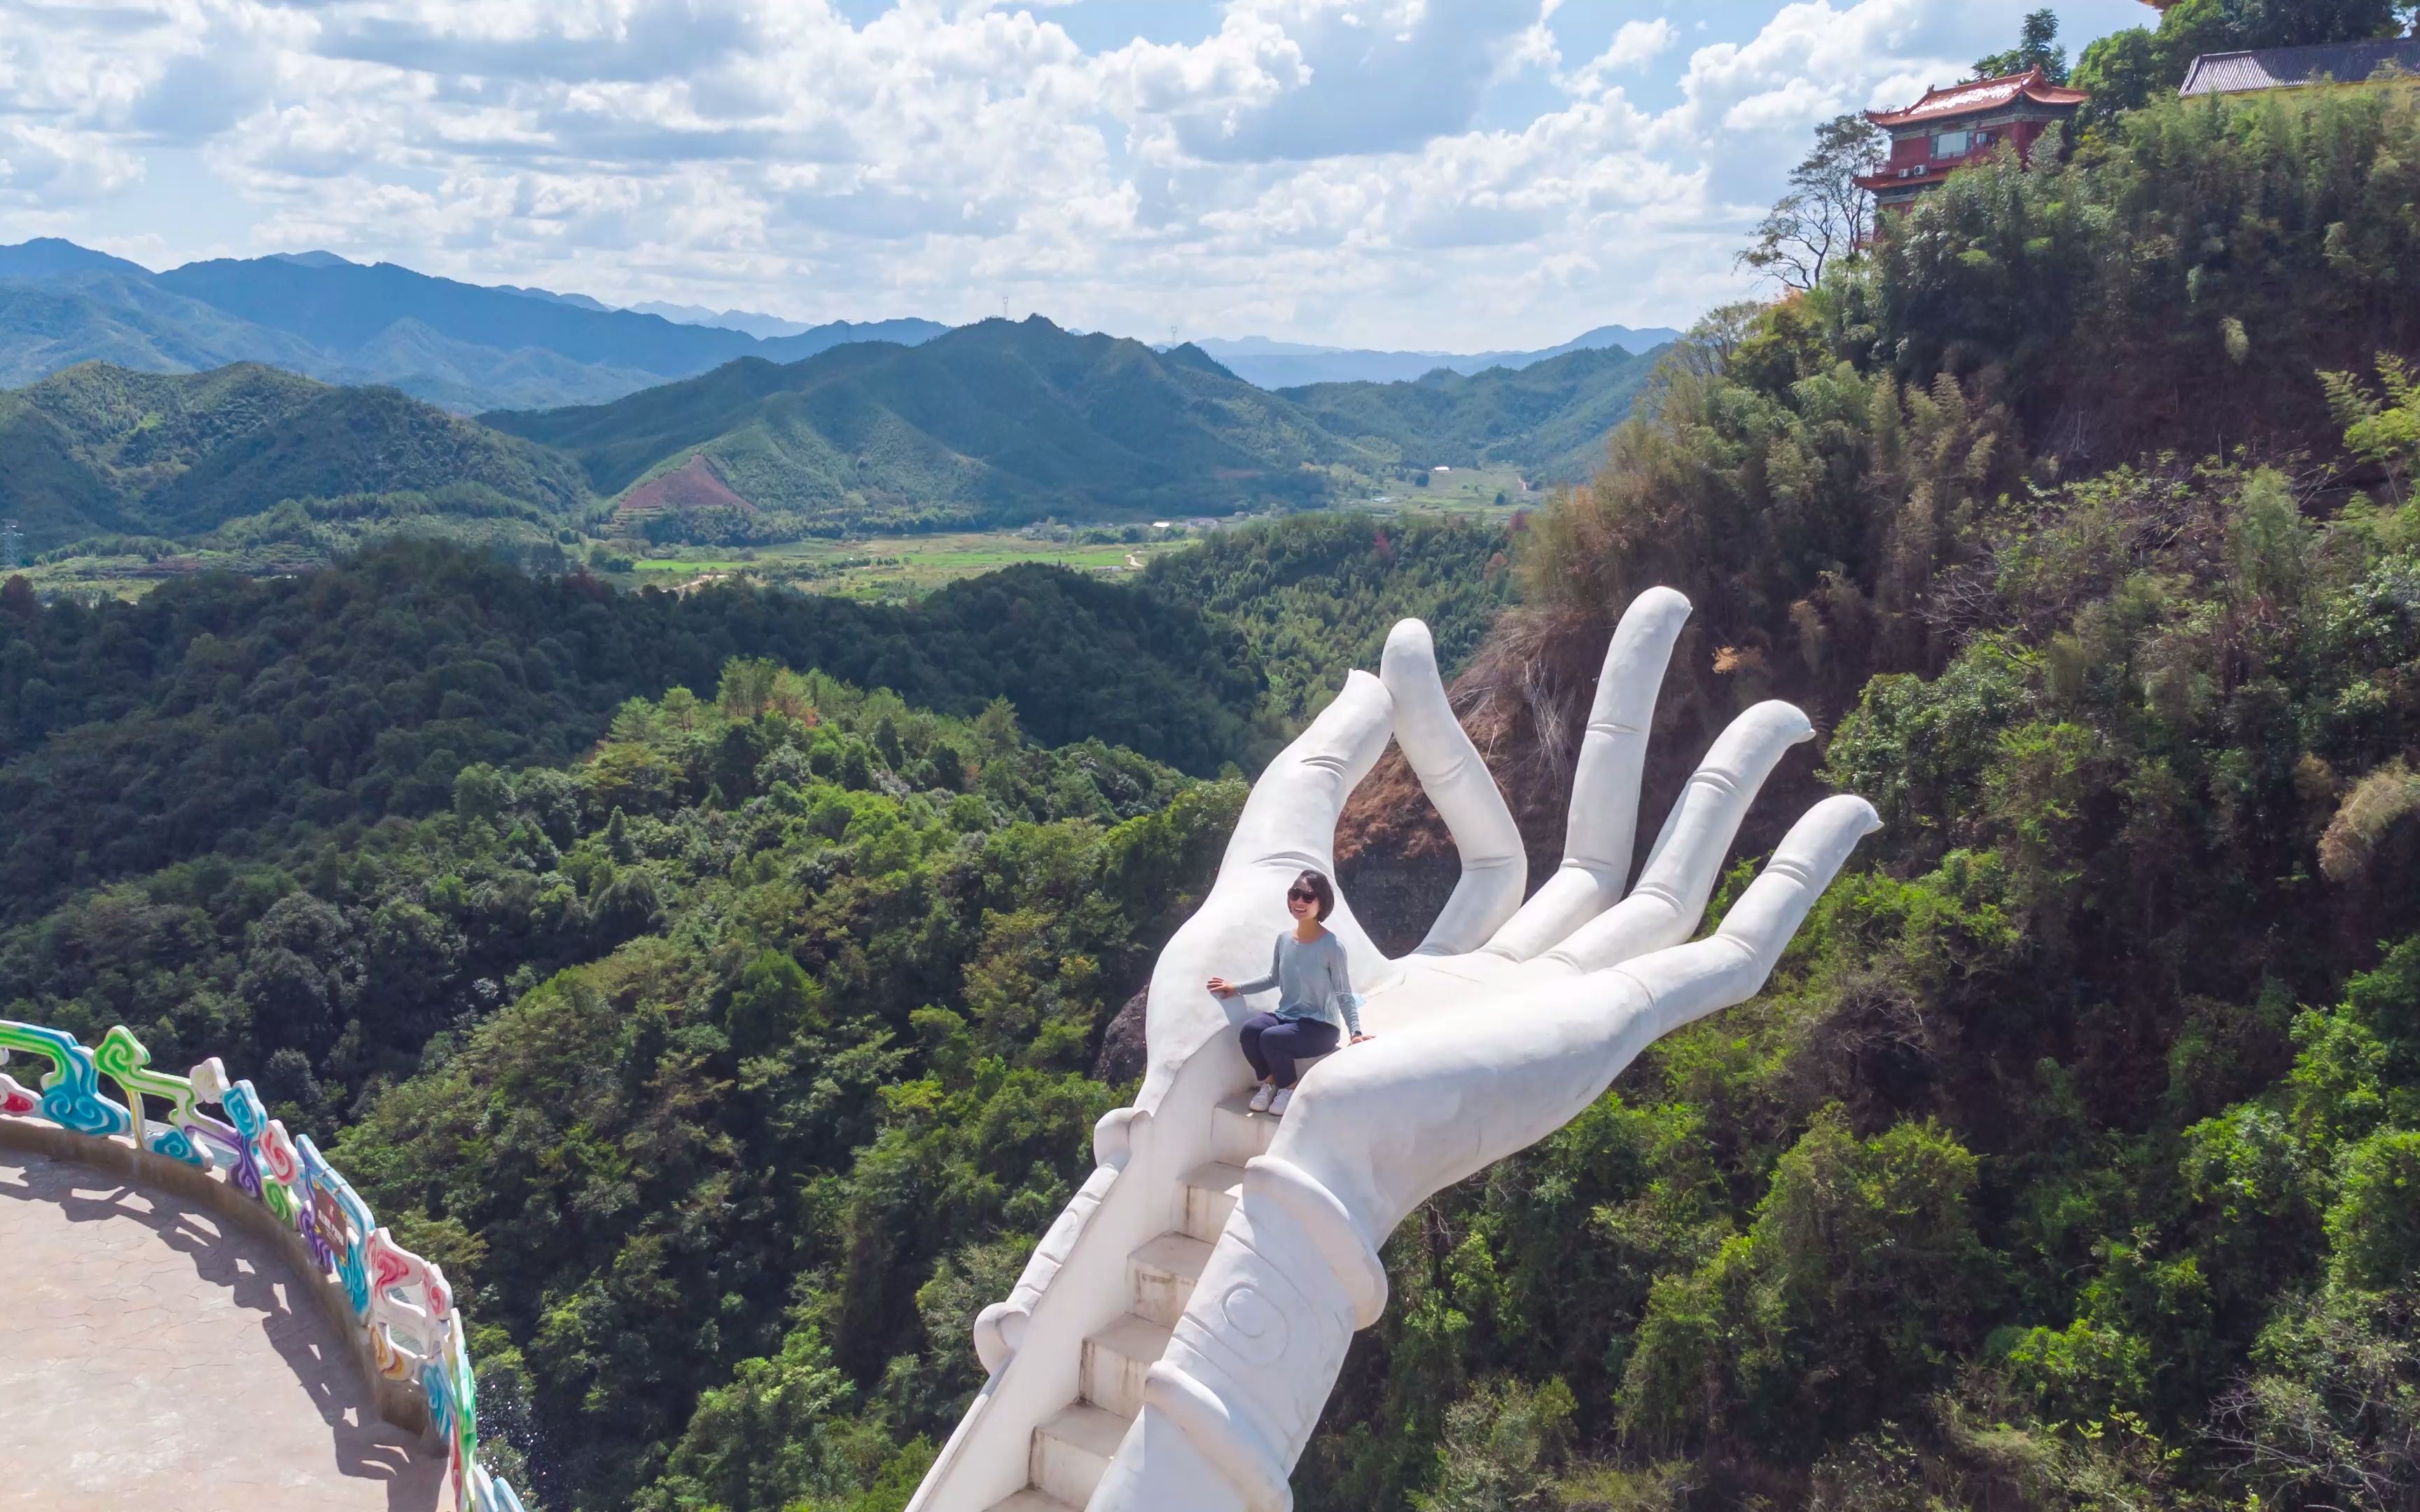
[1094, 589, 1881, 1512]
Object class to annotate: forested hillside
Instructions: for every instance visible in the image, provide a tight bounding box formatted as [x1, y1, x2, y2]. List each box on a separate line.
[0, 542, 1270, 917]
[483, 317, 1364, 533]
[0, 363, 592, 551]
[1308, 79, 2420, 1511]
[1139, 511, 1515, 738]
[1279, 344, 1664, 482]
[0, 508, 1506, 1509]
[0, 662, 1240, 1509]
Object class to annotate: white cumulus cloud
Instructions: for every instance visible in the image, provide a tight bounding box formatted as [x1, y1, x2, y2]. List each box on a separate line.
[0, 0, 2132, 347]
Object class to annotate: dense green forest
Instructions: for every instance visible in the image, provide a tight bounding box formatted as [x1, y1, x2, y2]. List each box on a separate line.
[0, 511, 1510, 1509]
[0, 513, 1514, 928]
[1138, 512, 1515, 734]
[0, 362, 592, 552]
[11, 69, 2420, 1512]
[0, 542, 1272, 918]
[1, 660, 1238, 1508]
[1299, 80, 2420, 1511]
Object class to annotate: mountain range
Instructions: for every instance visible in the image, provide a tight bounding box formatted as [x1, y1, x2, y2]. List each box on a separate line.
[0, 239, 946, 413]
[0, 283, 1669, 552]
[485, 317, 1365, 532]
[1192, 324, 1682, 387]
[1279, 343, 1665, 483]
[0, 238, 1677, 415]
[484, 318, 1665, 534]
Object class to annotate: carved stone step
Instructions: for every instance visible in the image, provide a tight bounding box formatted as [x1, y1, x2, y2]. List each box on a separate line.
[1179, 1160, 1247, 1242]
[1083, 1312, 1174, 1418]
[1031, 1401, 1130, 1507]
[985, 1491, 1080, 1512]
[1128, 1231, 1214, 1326]
[1210, 1092, 1282, 1165]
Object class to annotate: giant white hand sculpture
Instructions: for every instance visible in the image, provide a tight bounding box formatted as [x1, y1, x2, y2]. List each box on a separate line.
[910, 589, 1880, 1512]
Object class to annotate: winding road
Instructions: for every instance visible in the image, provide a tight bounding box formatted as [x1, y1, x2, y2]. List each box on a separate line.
[1, 1147, 447, 1512]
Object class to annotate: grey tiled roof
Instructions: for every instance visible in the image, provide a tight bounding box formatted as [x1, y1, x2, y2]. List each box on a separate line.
[2179, 38, 2420, 96]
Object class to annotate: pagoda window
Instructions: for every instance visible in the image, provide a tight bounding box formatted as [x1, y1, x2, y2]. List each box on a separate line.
[1931, 129, 1971, 158]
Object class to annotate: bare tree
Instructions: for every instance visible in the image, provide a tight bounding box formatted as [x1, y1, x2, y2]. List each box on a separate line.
[1738, 113, 1887, 293]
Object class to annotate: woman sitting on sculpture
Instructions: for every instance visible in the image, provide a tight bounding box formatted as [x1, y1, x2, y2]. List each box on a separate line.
[1207, 869, 1372, 1115]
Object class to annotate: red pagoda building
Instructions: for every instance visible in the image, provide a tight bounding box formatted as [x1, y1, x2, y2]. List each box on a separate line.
[1854, 67, 2089, 212]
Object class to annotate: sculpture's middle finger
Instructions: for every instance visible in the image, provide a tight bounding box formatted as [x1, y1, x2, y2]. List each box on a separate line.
[1532, 699, 1814, 976]
[1480, 587, 1691, 962]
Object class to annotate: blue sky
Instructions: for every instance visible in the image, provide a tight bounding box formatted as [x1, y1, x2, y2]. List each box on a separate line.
[1, 0, 2162, 349]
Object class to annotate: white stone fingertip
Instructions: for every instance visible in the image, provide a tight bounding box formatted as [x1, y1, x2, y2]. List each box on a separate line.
[1711, 794, 1884, 958]
[1379, 617, 1437, 668]
[1223, 668, 1396, 864]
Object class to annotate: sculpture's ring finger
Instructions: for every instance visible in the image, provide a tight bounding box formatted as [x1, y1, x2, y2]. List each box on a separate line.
[1536, 700, 1814, 976]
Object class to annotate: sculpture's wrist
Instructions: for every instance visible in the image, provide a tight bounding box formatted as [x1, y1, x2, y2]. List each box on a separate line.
[1147, 1154, 1386, 1497]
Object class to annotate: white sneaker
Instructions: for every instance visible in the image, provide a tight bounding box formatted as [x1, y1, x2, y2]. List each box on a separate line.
[1248, 1083, 1274, 1112]
[1268, 1088, 1293, 1116]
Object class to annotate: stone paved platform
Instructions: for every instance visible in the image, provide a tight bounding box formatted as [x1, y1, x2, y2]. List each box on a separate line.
[1, 1148, 446, 1512]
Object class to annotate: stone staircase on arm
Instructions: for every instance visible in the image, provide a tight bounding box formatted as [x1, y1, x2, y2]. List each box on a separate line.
[983, 1095, 1272, 1512]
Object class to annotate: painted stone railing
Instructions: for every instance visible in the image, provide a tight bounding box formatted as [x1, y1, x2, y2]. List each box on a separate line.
[0, 1018, 526, 1512]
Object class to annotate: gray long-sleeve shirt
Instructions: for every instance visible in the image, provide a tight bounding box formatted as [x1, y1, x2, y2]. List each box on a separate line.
[1232, 930, 1362, 1037]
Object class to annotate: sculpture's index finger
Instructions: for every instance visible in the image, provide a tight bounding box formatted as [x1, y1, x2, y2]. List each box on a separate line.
[1221, 668, 1395, 872]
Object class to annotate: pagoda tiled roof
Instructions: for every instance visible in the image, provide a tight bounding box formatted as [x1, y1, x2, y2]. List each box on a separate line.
[1865, 67, 2089, 127]
[2178, 38, 2420, 96]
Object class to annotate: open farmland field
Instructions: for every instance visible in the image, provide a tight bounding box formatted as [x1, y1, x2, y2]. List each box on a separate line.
[1348, 464, 1550, 515]
[618, 526, 1206, 598]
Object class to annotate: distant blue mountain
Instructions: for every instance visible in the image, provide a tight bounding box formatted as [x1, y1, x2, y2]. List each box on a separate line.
[1193, 323, 1683, 388]
[0, 237, 155, 281]
[0, 240, 950, 412]
[627, 300, 814, 340]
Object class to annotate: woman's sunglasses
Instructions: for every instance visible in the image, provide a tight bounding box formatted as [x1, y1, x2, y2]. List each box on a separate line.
[1287, 888, 1317, 903]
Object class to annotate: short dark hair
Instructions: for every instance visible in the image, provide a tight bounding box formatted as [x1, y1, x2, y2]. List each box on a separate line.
[1291, 869, 1335, 921]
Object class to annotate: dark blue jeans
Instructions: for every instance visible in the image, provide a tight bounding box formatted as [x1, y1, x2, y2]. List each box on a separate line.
[1239, 1011, 1340, 1089]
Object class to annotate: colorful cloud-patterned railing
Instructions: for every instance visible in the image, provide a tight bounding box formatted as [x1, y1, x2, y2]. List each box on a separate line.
[0, 1018, 525, 1512]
